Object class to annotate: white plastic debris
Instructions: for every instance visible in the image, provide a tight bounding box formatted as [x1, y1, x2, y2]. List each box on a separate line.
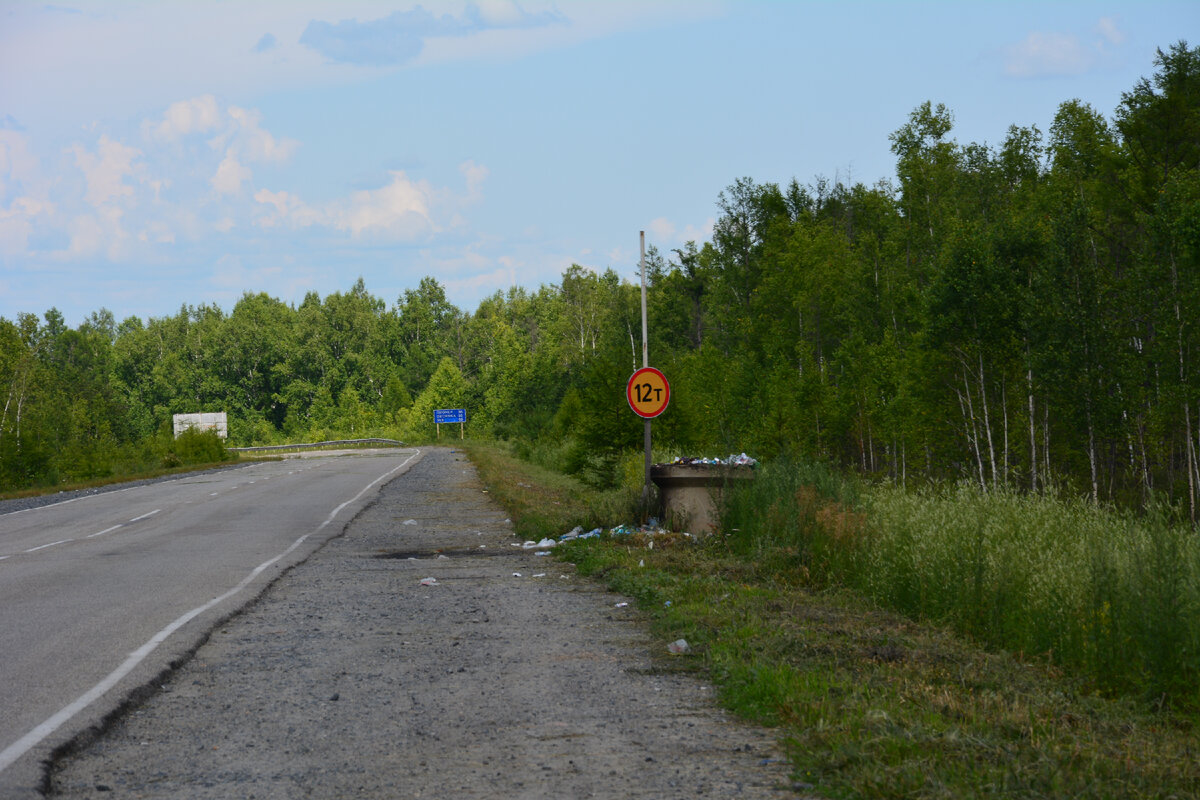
[534, 551, 551, 557]
[667, 639, 691, 655]
[615, 602, 629, 608]
[418, 577, 439, 586]
[638, 559, 645, 567]
[532, 573, 546, 578]
[512, 572, 523, 578]
[437, 554, 449, 560]
[403, 519, 418, 526]
[522, 538, 557, 549]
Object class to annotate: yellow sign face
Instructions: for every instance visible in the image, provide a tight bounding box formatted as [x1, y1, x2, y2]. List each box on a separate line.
[627, 367, 670, 418]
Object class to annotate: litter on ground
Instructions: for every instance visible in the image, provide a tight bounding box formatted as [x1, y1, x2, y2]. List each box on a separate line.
[667, 639, 691, 655]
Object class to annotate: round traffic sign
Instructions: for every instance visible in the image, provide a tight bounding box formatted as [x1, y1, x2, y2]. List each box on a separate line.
[627, 367, 670, 418]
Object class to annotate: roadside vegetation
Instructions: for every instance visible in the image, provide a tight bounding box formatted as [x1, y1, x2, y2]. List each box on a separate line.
[0, 427, 234, 501]
[468, 441, 1200, 799]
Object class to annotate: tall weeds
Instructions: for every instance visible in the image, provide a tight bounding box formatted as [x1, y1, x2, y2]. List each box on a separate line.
[723, 463, 1200, 708]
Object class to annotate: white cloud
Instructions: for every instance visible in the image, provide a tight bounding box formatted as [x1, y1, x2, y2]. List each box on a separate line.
[1096, 17, 1125, 47]
[226, 106, 298, 163]
[460, 159, 489, 202]
[331, 171, 435, 237]
[253, 187, 318, 229]
[646, 216, 714, 248]
[1005, 31, 1090, 78]
[146, 95, 221, 140]
[648, 217, 675, 242]
[0, 197, 53, 254]
[253, 164, 486, 242]
[65, 206, 129, 260]
[70, 135, 142, 207]
[680, 218, 715, 244]
[1004, 18, 1128, 79]
[211, 153, 252, 195]
[137, 219, 176, 245]
[0, 129, 41, 200]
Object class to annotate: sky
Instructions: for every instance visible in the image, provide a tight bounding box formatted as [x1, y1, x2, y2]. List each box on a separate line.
[1, 1, 1196, 326]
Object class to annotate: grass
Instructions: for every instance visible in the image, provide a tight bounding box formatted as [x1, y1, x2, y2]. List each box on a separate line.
[460, 440, 639, 541]
[0, 457, 242, 502]
[465, 441, 1200, 799]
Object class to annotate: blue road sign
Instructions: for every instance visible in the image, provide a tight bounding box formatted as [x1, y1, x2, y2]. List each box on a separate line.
[434, 408, 466, 424]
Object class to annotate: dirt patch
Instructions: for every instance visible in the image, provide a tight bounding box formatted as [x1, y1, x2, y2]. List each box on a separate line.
[47, 448, 793, 798]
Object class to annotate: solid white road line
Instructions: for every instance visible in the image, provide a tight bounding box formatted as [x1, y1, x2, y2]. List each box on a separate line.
[23, 539, 73, 553]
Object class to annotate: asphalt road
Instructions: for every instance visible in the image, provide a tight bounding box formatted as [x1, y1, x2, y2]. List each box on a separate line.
[0, 448, 422, 798]
[45, 447, 792, 799]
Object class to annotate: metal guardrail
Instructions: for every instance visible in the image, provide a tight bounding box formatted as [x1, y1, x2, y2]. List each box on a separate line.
[228, 438, 407, 453]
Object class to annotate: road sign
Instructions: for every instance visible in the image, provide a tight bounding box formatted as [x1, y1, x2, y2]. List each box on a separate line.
[434, 408, 466, 424]
[627, 367, 670, 418]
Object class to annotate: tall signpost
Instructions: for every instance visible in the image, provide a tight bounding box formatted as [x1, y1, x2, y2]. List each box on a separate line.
[626, 231, 670, 517]
[641, 232, 650, 507]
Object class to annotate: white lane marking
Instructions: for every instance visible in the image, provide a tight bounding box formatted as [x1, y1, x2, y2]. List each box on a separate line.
[86, 525, 122, 539]
[23, 539, 73, 553]
[0, 448, 421, 777]
[129, 510, 161, 523]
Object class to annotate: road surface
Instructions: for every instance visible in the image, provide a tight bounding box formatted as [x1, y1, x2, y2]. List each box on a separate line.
[0, 448, 421, 797]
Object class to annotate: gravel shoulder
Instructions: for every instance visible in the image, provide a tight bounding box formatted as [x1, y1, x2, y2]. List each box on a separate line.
[46, 447, 793, 798]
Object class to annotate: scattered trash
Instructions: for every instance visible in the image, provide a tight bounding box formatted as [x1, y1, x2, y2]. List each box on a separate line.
[666, 453, 758, 467]
[532, 573, 546, 578]
[638, 559, 645, 567]
[667, 639, 691, 655]
[559, 526, 601, 542]
[437, 554, 449, 560]
[664, 600, 672, 608]
[402, 519, 418, 526]
[522, 538, 557, 549]
[418, 577, 439, 586]
[534, 551, 551, 557]
[512, 572, 522, 578]
[615, 602, 629, 608]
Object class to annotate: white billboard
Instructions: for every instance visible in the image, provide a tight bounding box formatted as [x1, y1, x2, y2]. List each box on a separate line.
[172, 412, 228, 439]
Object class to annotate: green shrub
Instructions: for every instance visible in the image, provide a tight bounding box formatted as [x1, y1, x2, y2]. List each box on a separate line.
[165, 428, 230, 467]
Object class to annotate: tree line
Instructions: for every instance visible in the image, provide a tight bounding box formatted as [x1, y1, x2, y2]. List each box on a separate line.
[2, 43, 1197, 514]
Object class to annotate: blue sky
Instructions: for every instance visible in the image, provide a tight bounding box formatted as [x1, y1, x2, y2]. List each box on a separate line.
[1, 1, 1195, 326]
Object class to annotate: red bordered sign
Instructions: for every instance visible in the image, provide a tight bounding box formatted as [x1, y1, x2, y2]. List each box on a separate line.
[627, 367, 670, 418]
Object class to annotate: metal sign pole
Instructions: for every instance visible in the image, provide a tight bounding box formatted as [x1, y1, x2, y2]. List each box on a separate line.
[640, 231, 652, 515]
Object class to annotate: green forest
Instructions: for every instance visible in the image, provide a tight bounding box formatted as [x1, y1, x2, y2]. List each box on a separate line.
[3, 43, 1199, 516]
